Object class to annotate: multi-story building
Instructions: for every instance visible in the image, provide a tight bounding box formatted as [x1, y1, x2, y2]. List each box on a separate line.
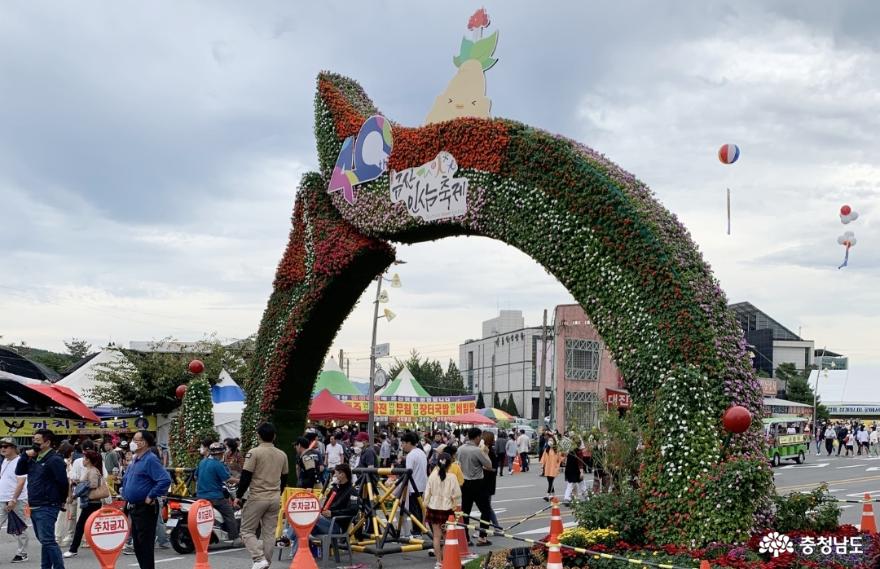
[551, 304, 624, 430]
[459, 307, 626, 429]
[729, 302, 815, 378]
[459, 310, 551, 421]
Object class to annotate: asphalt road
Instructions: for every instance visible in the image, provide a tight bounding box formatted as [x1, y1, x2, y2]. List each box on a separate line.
[3, 452, 880, 568]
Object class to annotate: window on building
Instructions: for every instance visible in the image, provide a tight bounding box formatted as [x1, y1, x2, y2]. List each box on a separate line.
[565, 339, 600, 380]
[467, 351, 474, 391]
[564, 391, 599, 429]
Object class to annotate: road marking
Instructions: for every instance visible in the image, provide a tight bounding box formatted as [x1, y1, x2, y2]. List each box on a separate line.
[516, 521, 577, 536]
[828, 488, 847, 492]
[867, 467, 880, 472]
[839, 505, 854, 510]
[780, 463, 828, 469]
[497, 484, 538, 491]
[845, 491, 880, 498]
[131, 558, 184, 566]
[777, 474, 880, 492]
[494, 497, 546, 504]
[836, 465, 861, 469]
[209, 548, 245, 555]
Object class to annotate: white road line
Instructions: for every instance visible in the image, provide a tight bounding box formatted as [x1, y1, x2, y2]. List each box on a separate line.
[836, 465, 861, 469]
[828, 488, 847, 492]
[131, 557, 184, 566]
[209, 547, 245, 555]
[845, 491, 880, 498]
[516, 521, 577, 536]
[497, 484, 538, 490]
[781, 463, 828, 469]
[494, 496, 546, 504]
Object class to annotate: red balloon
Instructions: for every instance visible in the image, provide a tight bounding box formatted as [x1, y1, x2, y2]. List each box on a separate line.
[175, 384, 187, 399]
[188, 359, 205, 375]
[840, 204, 852, 216]
[723, 405, 752, 434]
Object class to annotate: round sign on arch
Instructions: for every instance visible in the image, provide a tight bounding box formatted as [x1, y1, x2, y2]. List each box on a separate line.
[241, 72, 773, 546]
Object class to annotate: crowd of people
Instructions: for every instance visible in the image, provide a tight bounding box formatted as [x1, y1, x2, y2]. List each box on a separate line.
[816, 420, 880, 457]
[287, 423, 602, 568]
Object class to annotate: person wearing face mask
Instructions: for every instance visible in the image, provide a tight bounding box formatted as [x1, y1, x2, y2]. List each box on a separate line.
[15, 429, 68, 569]
[279, 463, 358, 550]
[0, 437, 30, 563]
[120, 431, 171, 569]
[539, 436, 563, 500]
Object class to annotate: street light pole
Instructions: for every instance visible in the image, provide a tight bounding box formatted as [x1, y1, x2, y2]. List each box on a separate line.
[367, 276, 384, 445]
[812, 346, 826, 435]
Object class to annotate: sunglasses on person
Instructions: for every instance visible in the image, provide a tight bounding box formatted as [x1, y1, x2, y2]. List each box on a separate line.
[0, 445, 11, 449]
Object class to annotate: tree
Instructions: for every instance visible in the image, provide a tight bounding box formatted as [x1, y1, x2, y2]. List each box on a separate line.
[493, 391, 502, 409]
[90, 335, 252, 415]
[505, 394, 520, 417]
[64, 338, 93, 360]
[6, 342, 76, 374]
[387, 350, 468, 396]
[476, 391, 485, 409]
[777, 363, 829, 423]
[170, 375, 218, 468]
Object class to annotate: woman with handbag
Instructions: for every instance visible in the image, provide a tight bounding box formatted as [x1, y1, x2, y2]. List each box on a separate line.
[64, 450, 109, 558]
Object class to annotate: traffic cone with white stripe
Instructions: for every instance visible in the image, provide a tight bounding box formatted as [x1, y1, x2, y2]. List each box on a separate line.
[512, 454, 522, 474]
[546, 537, 563, 569]
[453, 506, 473, 558]
[549, 496, 564, 542]
[862, 493, 877, 534]
[442, 515, 462, 569]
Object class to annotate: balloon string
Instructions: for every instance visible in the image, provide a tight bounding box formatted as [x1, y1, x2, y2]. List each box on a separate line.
[838, 245, 850, 270]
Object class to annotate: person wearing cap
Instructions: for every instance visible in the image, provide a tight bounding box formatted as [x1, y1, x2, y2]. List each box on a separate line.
[1, 437, 30, 563]
[195, 442, 239, 542]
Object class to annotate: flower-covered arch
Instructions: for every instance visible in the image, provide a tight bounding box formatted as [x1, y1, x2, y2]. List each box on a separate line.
[242, 72, 773, 545]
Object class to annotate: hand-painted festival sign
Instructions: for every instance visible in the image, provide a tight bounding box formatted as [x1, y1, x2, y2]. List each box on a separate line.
[390, 151, 468, 221]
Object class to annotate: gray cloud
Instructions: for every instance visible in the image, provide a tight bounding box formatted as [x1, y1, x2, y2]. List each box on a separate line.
[2, 2, 878, 374]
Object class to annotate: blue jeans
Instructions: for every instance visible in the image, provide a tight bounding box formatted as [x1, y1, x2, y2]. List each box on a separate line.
[31, 505, 65, 569]
[286, 515, 333, 550]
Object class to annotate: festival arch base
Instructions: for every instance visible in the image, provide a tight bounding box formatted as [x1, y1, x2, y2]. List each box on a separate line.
[241, 71, 773, 546]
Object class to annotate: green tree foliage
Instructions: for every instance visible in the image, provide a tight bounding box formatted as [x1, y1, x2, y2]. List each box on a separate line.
[476, 391, 485, 409]
[5, 342, 76, 374]
[64, 338, 93, 360]
[90, 336, 253, 415]
[504, 394, 519, 417]
[387, 351, 468, 396]
[170, 375, 218, 468]
[776, 362, 829, 422]
[493, 391, 502, 409]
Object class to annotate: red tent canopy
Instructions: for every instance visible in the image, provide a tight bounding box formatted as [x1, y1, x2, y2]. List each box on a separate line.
[445, 412, 495, 425]
[308, 389, 368, 422]
[0, 371, 100, 422]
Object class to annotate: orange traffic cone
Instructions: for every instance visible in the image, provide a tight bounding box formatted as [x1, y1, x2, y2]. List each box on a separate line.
[442, 515, 462, 569]
[549, 497, 564, 542]
[512, 454, 522, 474]
[546, 537, 563, 569]
[453, 507, 472, 558]
[862, 493, 877, 534]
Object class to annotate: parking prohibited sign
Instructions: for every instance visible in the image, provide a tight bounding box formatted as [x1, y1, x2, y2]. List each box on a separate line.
[286, 491, 321, 569]
[84, 507, 130, 569]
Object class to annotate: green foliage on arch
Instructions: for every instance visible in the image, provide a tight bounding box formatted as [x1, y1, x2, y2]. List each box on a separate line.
[244, 72, 773, 545]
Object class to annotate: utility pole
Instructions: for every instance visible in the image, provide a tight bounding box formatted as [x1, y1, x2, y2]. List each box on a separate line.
[539, 309, 548, 426]
[490, 354, 496, 408]
[339, 349, 344, 368]
[367, 276, 383, 444]
[346, 358, 350, 380]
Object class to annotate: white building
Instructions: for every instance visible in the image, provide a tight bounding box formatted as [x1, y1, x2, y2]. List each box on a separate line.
[459, 310, 551, 420]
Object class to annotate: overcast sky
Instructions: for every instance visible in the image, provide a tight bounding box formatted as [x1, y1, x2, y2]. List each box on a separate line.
[2, 2, 878, 386]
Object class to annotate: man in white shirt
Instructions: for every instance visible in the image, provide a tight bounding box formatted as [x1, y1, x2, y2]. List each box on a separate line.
[379, 434, 391, 467]
[324, 435, 345, 473]
[516, 430, 531, 472]
[401, 432, 427, 537]
[0, 437, 30, 563]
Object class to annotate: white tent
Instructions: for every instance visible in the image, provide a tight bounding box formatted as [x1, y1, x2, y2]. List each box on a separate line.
[56, 348, 132, 406]
[212, 369, 245, 440]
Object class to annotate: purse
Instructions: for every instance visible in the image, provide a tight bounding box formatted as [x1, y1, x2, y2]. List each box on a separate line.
[90, 475, 111, 503]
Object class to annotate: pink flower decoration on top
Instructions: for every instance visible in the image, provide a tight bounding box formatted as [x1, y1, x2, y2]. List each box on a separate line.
[468, 8, 490, 30]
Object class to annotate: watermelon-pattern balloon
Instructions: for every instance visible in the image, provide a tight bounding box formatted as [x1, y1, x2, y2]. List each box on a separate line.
[718, 144, 740, 164]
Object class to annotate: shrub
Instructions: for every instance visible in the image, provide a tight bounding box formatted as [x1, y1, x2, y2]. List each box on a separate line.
[772, 484, 840, 533]
[559, 527, 620, 549]
[570, 489, 646, 545]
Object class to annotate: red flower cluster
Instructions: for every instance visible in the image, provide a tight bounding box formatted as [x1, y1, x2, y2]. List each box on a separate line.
[467, 8, 490, 30]
[388, 119, 509, 174]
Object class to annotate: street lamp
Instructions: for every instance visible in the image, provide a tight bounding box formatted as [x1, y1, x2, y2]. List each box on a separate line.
[367, 268, 403, 443]
[812, 352, 836, 435]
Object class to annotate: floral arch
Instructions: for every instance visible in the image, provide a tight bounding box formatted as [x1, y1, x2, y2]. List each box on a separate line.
[241, 72, 773, 545]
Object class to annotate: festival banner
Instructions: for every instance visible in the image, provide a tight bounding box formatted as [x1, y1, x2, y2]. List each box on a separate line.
[0, 415, 157, 437]
[336, 395, 476, 422]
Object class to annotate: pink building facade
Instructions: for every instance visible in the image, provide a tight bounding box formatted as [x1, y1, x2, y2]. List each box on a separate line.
[552, 304, 627, 430]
